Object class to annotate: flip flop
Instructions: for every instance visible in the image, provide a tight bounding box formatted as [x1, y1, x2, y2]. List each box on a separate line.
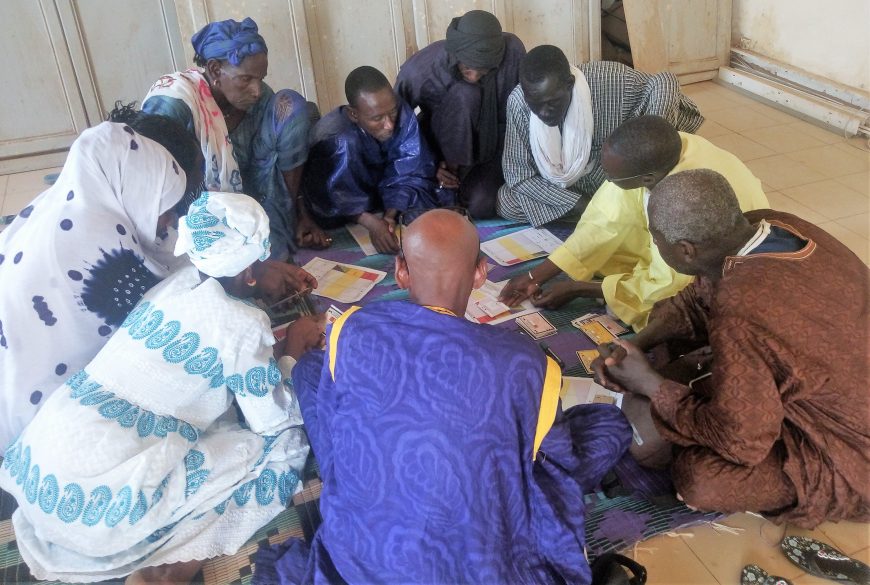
[781, 535, 870, 585]
[741, 565, 793, 585]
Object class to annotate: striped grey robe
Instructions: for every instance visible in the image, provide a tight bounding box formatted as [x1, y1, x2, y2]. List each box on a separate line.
[497, 61, 704, 227]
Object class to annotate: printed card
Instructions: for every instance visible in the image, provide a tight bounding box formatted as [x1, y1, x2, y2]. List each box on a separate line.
[516, 313, 557, 339]
[272, 324, 290, 343]
[575, 320, 616, 345]
[476, 297, 512, 318]
[326, 305, 344, 324]
[576, 349, 599, 375]
[571, 312, 629, 337]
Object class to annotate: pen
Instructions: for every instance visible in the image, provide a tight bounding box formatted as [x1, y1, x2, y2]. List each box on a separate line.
[539, 342, 565, 369]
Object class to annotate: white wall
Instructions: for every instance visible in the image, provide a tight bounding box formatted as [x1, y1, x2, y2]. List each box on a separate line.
[732, 0, 870, 91]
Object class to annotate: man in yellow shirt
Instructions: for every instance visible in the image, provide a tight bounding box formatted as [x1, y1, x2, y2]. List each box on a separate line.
[499, 115, 768, 330]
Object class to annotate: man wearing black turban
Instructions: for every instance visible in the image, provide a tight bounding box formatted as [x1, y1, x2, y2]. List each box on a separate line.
[396, 10, 525, 219]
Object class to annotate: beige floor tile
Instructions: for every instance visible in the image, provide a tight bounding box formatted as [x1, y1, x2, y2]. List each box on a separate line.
[817, 519, 870, 555]
[786, 120, 848, 145]
[781, 179, 869, 220]
[836, 213, 870, 239]
[836, 171, 870, 196]
[765, 191, 829, 224]
[6, 169, 49, 195]
[1, 190, 38, 217]
[705, 106, 783, 133]
[682, 81, 717, 95]
[787, 144, 870, 177]
[677, 513, 826, 584]
[745, 155, 828, 191]
[742, 124, 829, 154]
[707, 133, 777, 161]
[624, 532, 721, 584]
[816, 221, 870, 263]
[684, 88, 741, 113]
[696, 119, 732, 139]
[0, 174, 8, 196]
[840, 135, 870, 153]
[747, 102, 802, 125]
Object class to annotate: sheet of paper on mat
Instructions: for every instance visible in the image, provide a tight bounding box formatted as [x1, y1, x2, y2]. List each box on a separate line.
[465, 279, 539, 325]
[301, 257, 386, 303]
[346, 223, 378, 256]
[561, 377, 624, 410]
[481, 228, 563, 266]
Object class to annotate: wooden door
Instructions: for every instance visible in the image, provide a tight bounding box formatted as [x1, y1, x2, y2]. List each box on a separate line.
[58, 0, 186, 121]
[624, 0, 731, 83]
[0, 0, 90, 172]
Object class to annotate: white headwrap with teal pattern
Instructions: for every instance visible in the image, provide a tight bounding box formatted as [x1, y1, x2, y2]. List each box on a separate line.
[175, 191, 271, 277]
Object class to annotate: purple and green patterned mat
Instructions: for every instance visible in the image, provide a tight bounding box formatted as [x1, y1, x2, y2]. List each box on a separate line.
[0, 217, 721, 584]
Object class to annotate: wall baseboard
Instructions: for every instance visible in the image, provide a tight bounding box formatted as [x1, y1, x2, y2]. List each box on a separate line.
[717, 49, 869, 137]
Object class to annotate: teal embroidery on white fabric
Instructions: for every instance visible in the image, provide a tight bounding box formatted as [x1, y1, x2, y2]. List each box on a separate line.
[64, 370, 199, 443]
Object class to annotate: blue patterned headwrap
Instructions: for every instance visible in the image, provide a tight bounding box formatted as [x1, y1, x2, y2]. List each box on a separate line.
[175, 191, 271, 278]
[191, 17, 268, 66]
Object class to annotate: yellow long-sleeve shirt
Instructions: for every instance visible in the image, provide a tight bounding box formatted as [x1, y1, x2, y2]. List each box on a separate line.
[548, 132, 769, 330]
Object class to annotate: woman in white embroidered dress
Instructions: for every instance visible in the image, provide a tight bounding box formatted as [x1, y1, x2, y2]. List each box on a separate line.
[0, 192, 324, 583]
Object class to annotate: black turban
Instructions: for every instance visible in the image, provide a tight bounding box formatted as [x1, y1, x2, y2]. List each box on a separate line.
[445, 10, 505, 70]
[445, 11, 505, 163]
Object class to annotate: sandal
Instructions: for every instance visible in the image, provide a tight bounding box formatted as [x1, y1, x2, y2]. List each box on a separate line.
[781, 535, 870, 585]
[590, 552, 647, 585]
[741, 564, 793, 585]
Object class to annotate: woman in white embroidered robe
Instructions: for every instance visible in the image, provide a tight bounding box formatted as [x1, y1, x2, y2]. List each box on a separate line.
[0, 192, 323, 583]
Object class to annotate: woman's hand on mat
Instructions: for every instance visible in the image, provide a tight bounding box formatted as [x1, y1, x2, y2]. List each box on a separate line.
[436, 161, 460, 189]
[595, 339, 663, 398]
[256, 260, 318, 302]
[282, 314, 327, 360]
[295, 214, 332, 250]
[530, 281, 580, 309]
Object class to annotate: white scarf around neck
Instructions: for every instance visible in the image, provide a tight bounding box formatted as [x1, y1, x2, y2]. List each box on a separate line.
[529, 65, 594, 188]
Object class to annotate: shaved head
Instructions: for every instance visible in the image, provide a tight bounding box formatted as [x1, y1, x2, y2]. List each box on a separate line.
[397, 209, 486, 314]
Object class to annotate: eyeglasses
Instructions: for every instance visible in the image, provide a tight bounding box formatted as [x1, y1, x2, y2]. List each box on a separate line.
[396, 206, 472, 259]
[603, 170, 654, 184]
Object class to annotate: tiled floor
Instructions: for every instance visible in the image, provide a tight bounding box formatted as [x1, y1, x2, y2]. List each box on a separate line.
[1, 81, 869, 583]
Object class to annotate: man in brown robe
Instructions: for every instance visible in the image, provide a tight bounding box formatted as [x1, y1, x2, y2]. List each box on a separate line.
[593, 168, 869, 528]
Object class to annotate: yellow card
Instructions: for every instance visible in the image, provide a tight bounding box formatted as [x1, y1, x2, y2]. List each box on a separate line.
[577, 321, 616, 345]
[576, 349, 599, 374]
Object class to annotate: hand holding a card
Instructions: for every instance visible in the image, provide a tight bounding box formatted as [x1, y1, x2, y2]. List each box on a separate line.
[254, 260, 318, 303]
[593, 339, 664, 399]
[277, 314, 327, 360]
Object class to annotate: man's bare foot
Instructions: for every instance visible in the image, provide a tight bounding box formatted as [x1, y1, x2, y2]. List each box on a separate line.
[125, 559, 204, 585]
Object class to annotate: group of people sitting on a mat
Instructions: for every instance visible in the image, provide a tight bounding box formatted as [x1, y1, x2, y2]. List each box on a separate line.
[0, 11, 867, 585]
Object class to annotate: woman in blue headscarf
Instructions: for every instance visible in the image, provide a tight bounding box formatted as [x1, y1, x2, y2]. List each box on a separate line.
[143, 17, 332, 259]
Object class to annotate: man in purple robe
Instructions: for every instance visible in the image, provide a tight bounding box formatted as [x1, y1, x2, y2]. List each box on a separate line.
[303, 66, 447, 254]
[396, 10, 526, 218]
[253, 209, 631, 584]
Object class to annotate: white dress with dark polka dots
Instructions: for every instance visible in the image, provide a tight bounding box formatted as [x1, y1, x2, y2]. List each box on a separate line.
[0, 122, 188, 450]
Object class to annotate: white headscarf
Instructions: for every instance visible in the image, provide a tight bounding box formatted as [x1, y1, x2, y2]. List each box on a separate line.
[528, 65, 595, 188]
[176, 191, 271, 278]
[0, 121, 188, 449]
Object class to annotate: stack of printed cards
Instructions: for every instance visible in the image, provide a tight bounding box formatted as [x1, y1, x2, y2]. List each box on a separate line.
[576, 349, 599, 375]
[571, 312, 628, 344]
[561, 377, 624, 410]
[325, 305, 344, 324]
[516, 313, 557, 339]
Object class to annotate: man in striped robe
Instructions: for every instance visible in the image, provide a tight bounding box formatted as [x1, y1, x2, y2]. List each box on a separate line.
[497, 45, 704, 227]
